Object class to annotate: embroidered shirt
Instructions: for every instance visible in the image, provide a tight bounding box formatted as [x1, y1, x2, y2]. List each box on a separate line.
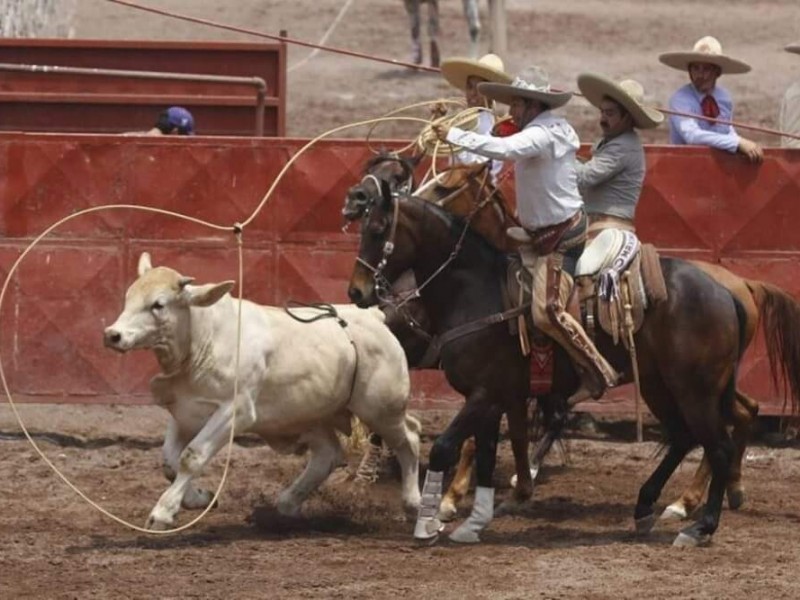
[780, 80, 800, 149]
[668, 83, 740, 153]
[446, 110, 583, 230]
[576, 130, 645, 221]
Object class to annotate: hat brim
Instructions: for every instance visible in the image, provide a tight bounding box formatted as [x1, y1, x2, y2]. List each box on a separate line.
[476, 81, 572, 108]
[658, 51, 751, 74]
[785, 43, 800, 55]
[577, 73, 664, 130]
[440, 57, 513, 91]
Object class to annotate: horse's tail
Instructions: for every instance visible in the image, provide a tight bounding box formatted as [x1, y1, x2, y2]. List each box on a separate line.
[747, 280, 800, 416]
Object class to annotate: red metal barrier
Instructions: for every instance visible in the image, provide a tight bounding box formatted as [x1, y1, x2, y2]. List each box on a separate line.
[0, 39, 286, 136]
[0, 133, 798, 415]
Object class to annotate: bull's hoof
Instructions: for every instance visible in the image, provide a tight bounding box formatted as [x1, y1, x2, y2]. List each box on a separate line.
[182, 488, 217, 510]
[673, 531, 712, 548]
[145, 513, 174, 531]
[660, 503, 688, 521]
[634, 513, 656, 535]
[727, 488, 746, 511]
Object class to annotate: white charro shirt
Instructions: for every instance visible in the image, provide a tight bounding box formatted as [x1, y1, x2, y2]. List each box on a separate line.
[446, 110, 583, 230]
[449, 110, 503, 183]
[780, 80, 800, 149]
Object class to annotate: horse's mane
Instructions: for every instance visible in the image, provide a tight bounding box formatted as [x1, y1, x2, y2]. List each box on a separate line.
[363, 151, 418, 176]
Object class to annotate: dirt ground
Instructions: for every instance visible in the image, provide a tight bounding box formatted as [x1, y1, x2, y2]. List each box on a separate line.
[1, 405, 800, 599]
[2, 1, 800, 598]
[72, 0, 800, 145]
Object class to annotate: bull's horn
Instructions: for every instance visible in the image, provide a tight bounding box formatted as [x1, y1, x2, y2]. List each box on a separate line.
[178, 276, 195, 288]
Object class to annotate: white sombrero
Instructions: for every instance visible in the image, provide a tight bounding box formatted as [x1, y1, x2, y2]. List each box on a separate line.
[577, 73, 664, 130]
[477, 66, 572, 108]
[785, 43, 800, 55]
[659, 36, 751, 75]
[440, 53, 512, 91]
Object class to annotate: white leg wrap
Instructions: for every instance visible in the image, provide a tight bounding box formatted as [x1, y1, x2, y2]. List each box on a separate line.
[414, 470, 444, 541]
[449, 486, 494, 544]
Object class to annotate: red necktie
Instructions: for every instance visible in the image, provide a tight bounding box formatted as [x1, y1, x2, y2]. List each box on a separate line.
[701, 94, 720, 119]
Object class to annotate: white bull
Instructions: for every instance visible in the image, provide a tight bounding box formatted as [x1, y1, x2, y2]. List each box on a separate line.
[104, 252, 421, 530]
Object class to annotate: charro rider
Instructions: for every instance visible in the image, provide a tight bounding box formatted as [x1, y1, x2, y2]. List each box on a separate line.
[432, 65, 618, 399]
[575, 73, 663, 239]
[435, 53, 513, 182]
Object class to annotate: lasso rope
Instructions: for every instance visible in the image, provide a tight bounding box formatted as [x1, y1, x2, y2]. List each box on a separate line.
[2, 110, 449, 534]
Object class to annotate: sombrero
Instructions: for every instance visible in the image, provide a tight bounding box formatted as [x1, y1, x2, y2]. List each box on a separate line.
[477, 66, 572, 108]
[577, 73, 664, 129]
[659, 36, 751, 74]
[785, 43, 800, 55]
[440, 53, 512, 91]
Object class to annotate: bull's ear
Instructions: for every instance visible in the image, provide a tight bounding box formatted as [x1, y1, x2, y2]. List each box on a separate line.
[138, 252, 153, 276]
[184, 281, 235, 307]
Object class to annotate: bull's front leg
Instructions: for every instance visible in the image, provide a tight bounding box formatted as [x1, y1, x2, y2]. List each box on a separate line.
[161, 417, 217, 511]
[146, 396, 257, 531]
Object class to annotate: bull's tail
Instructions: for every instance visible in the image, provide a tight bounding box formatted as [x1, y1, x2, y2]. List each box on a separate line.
[747, 280, 800, 416]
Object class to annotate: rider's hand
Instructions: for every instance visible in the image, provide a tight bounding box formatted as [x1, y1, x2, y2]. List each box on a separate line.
[432, 123, 450, 142]
[430, 102, 448, 119]
[737, 138, 764, 164]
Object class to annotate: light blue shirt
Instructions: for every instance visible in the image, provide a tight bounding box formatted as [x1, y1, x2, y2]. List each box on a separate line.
[668, 83, 740, 153]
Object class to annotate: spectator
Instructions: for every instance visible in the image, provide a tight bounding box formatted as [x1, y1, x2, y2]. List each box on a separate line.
[780, 42, 800, 149]
[148, 106, 195, 136]
[659, 36, 762, 163]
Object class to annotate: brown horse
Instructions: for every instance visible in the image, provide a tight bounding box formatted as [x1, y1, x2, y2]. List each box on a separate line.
[346, 155, 763, 522]
[346, 174, 800, 547]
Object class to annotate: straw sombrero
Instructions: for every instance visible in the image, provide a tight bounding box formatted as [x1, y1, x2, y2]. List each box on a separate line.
[577, 73, 664, 129]
[477, 66, 572, 108]
[440, 53, 512, 91]
[785, 43, 800, 55]
[659, 36, 750, 74]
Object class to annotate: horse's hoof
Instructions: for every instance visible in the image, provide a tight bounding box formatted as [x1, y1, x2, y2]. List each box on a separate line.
[673, 531, 712, 548]
[413, 517, 444, 544]
[634, 513, 656, 535]
[727, 488, 746, 511]
[437, 502, 458, 523]
[510, 465, 540, 489]
[449, 526, 481, 544]
[660, 503, 688, 521]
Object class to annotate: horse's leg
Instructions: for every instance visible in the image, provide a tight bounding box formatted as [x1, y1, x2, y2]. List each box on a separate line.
[634, 437, 693, 535]
[462, 0, 481, 58]
[450, 403, 503, 543]
[403, 0, 423, 65]
[662, 388, 757, 520]
[414, 394, 487, 543]
[438, 437, 475, 522]
[726, 390, 758, 510]
[427, 0, 441, 67]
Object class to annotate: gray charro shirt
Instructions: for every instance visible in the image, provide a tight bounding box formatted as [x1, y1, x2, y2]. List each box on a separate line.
[576, 129, 645, 221]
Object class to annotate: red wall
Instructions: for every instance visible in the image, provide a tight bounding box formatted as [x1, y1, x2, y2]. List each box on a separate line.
[1, 133, 798, 414]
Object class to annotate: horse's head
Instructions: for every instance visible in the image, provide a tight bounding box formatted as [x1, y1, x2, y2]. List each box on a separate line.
[342, 153, 417, 223]
[347, 179, 419, 307]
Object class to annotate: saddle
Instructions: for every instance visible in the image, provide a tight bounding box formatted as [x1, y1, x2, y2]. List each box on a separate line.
[574, 229, 667, 347]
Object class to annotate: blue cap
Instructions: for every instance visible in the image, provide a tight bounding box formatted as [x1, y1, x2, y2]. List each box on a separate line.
[157, 106, 195, 135]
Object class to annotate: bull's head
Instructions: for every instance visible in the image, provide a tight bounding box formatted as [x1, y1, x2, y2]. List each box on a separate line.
[103, 252, 234, 354]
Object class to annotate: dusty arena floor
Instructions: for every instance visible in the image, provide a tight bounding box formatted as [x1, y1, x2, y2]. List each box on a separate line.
[2, 1, 799, 598]
[1, 405, 800, 599]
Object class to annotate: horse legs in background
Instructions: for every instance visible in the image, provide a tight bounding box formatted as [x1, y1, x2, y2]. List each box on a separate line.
[403, 0, 440, 67]
[662, 390, 758, 520]
[462, 0, 481, 58]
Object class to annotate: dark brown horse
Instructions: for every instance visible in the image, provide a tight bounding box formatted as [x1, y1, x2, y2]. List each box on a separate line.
[345, 155, 761, 523]
[346, 178, 800, 547]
